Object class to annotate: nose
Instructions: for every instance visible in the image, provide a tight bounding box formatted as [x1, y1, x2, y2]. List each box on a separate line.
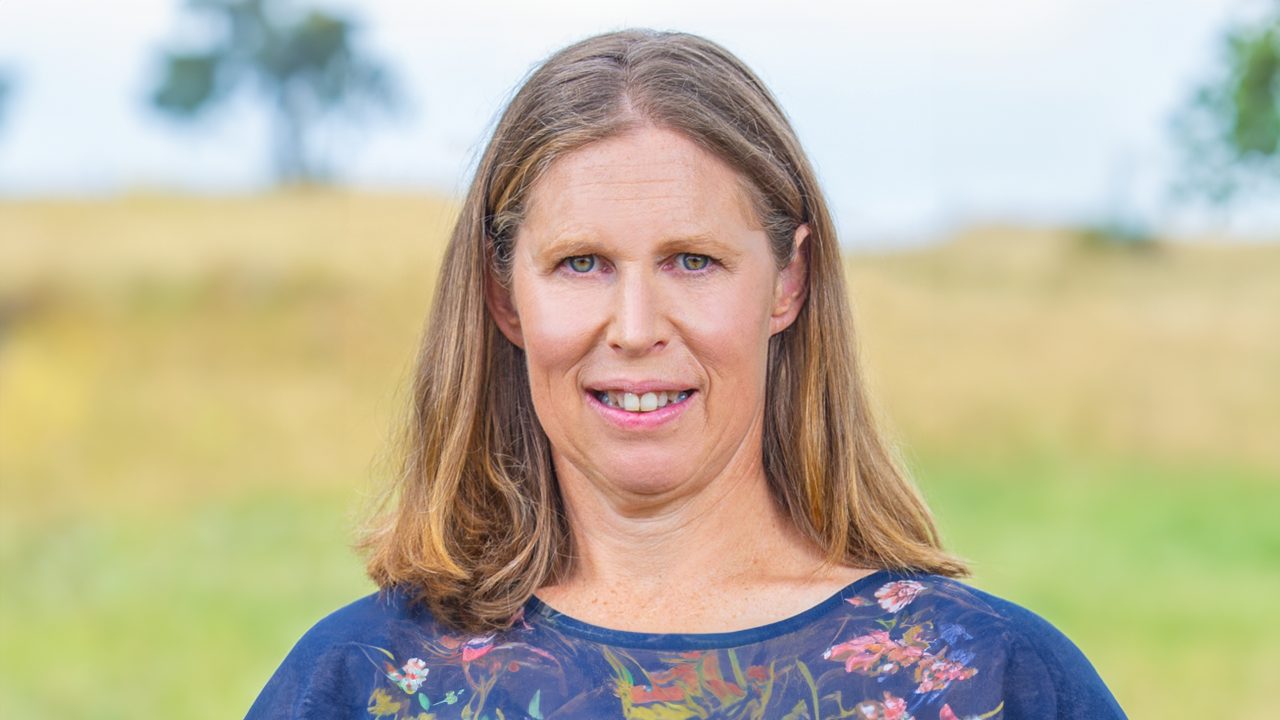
[605, 269, 668, 356]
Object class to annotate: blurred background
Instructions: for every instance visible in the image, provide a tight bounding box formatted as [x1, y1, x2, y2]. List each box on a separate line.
[1, 0, 1277, 718]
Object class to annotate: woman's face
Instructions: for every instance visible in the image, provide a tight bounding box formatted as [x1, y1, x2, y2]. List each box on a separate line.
[487, 125, 807, 505]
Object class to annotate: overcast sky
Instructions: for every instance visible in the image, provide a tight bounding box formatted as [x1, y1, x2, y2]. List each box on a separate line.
[0, 0, 1276, 247]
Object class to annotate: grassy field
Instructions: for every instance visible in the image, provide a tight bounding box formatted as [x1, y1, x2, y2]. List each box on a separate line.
[1, 192, 1277, 718]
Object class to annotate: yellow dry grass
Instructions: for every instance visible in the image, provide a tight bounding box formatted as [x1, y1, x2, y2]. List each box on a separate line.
[847, 224, 1280, 473]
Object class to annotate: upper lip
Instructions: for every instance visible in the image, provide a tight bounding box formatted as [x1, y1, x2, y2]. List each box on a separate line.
[585, 380, 696, 394]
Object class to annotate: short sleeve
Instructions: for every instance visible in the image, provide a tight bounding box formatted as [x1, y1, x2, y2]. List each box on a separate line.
[244, 625, 369, 719]
[995, 600, 1128, 719]
[244, 592, 391, 720]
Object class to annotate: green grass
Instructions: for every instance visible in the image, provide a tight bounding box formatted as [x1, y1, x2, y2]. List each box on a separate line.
[0, 490, 371, 718]
[1, 194, 1276, 718]
[912, 449, 1280, 718]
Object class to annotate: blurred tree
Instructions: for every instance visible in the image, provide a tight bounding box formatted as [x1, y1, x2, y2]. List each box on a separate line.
[1170, 2, 1280, 205]
[151, 0, 400, 184]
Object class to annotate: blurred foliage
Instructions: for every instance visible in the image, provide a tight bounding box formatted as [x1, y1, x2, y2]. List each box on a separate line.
[151, 0, 401, 184]
[1171, 1, 1280, 204]
[1072, 218, 1160, 255]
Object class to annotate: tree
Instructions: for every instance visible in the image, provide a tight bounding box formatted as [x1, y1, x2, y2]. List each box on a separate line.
[1170, 2, 1280, 205]
[152, 0, 400, 184]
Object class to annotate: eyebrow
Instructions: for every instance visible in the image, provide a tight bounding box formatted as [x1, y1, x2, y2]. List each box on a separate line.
[536, 236, 598, 262]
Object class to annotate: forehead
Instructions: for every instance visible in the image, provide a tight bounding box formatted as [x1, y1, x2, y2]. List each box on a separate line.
[519, 126, 761, 247]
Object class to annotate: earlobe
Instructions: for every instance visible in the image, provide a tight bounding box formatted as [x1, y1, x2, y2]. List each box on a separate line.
[484, 271, 525, 348]
[770, 224, 810, 335]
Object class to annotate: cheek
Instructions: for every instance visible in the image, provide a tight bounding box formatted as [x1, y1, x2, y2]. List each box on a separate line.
[678, 277, 776, 379]
[514, 285, 598, 385]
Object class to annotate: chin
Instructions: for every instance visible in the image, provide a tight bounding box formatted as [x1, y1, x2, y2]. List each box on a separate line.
[585, 452, 707, 501]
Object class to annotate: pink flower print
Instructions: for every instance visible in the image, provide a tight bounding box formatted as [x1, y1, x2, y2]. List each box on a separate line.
[826, 625, 933, 676]
[846, 596, 873, 607]
[388, 657, 428, 694]
[875, 580, 926, 613]
[882, 691, 910, 720]
[884, 641, 924, 668]
[914, 655, 978, 693]
[825, 630, 896, 673]
[884, 625, 929, 668]
[939, 705, 958, 720]
[460, 634, 496, 663]
[853, 692, 915, 720]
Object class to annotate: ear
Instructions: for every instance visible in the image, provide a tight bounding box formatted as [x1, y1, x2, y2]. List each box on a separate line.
[769, 223, 809, 335]
[484, 268, 525, 349]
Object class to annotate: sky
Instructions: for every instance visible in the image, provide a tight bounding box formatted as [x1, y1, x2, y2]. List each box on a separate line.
[0, 0, 1276, 248]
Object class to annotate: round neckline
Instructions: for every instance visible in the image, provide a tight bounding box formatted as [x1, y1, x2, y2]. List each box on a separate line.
[523, 567, 902, 650]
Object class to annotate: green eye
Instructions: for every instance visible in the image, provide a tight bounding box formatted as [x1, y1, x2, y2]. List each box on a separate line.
[566, 255, 596, 273]
[679, 253, 711, 271]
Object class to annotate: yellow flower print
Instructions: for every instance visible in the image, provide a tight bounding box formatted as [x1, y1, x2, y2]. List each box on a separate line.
[368, 687, 404, 718]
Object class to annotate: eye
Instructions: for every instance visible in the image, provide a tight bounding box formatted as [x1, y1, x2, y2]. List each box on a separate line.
[678, 253, 712, 272]
[563, 255, 597, 273]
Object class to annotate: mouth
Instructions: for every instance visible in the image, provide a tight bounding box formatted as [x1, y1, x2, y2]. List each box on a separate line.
[588, 388, 696, 414]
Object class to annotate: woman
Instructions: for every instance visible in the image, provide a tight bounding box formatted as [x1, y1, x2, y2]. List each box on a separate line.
[247, 29, 1126, 719]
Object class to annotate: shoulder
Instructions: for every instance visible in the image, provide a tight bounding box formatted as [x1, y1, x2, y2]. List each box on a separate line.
[287, 586, 430, 649]
[887, 573, 1073, 640]
[244, 587, 436, 720]
[897, 573, 1128, 719]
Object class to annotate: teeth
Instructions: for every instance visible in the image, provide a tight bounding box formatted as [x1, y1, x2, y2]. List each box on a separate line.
[596, 390, 692, 413]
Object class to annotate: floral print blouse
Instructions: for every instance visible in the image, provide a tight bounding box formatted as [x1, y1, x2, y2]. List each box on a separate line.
[245, 569, 1126, 719]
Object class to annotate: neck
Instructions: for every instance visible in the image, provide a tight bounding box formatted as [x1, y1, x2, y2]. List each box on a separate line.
[536, 439, 875, 633]
[547, 443, 821, 597]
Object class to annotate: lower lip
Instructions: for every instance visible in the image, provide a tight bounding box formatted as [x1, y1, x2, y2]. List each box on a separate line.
[586, 391, 696, 430]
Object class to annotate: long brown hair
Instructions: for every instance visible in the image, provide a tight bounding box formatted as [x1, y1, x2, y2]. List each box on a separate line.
[360, 29, 967, 633]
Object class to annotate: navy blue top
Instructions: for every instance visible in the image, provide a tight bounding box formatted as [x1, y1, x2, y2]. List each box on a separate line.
[246, 569, 1126, 719]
